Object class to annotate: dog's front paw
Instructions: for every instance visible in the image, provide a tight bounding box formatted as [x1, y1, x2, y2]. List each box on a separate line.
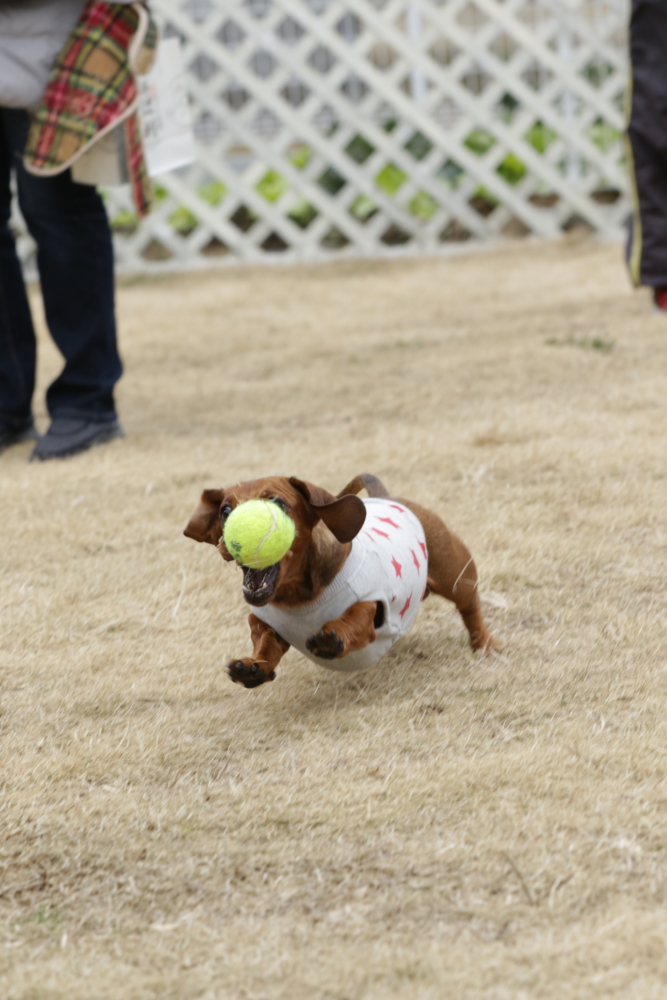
[227, 659, 275, 688]
[306, 628, 345, 660]
[470, 632, 503, 655]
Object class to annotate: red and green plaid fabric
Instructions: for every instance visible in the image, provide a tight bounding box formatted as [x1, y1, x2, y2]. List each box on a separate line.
[24, 1, 157, 216]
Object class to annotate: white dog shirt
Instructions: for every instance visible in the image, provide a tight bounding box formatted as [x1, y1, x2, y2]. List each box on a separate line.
[254, 498, 428, 672]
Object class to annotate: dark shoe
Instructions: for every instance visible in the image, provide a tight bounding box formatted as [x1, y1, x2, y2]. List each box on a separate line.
[0, 417, 37, 455]
[30, 417, 123, 461]
[653, 287, 667, 312]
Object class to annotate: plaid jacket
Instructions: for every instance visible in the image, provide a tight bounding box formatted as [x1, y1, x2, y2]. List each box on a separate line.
[23, 1, 158, 216]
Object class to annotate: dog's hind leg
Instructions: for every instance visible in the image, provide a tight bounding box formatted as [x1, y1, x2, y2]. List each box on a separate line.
[399, 499, 499, 653]
[337, 474, 390, 499]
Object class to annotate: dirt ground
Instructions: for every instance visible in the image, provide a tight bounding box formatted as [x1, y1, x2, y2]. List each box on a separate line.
[1, 238, 667, 999]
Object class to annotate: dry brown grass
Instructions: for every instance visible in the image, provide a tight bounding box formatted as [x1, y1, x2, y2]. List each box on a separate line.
[2, 238, 667, 999]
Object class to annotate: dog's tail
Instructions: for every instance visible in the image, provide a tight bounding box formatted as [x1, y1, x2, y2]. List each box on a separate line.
[337, 474, 390, 499]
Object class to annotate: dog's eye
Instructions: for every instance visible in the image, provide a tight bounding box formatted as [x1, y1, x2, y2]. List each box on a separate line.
[270, 497, 288, 512]
[219, 504, 232, 522]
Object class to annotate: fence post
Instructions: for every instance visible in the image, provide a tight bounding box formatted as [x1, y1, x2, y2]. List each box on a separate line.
[407, 2, 427, 105]
[557, 24, 582, 184]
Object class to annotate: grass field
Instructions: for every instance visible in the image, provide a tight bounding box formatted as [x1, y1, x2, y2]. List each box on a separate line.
[2, 238, 667, 999]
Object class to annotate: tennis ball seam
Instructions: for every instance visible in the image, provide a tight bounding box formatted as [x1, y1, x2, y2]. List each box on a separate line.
[251, 502, 279, 566]
[223, 499, 296, 569]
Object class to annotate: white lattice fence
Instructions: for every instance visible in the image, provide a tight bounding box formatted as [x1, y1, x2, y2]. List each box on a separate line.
[18, 0, 632, 272]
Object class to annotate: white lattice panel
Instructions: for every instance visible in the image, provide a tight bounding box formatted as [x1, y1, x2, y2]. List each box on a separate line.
[18, 0, 631, 272]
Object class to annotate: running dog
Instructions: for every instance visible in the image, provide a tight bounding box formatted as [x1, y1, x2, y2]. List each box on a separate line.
[184, 474, 499, 688]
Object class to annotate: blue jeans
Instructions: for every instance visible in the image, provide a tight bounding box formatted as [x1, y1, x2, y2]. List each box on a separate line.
[0, 108, 122, 427]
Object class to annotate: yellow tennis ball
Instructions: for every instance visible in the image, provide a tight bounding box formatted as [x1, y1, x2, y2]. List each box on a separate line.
[223, 499, 296, 569]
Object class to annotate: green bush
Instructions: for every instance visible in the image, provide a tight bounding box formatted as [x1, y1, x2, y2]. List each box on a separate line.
[497, 153, 527, 186]
[288, 144, 313, 170]
[349, 194, 378, 222]
[525, 121, 557, 154]
[198, 180, 227, 206]
[113, 109, 623, 240]
[257, 170, 288, 202]
[289, 198, 318, 229]
[408, 190, 439, 220]
[168, 205, 199, 233]
[464, 129, 496, 156]
[375, 162, 407, 195]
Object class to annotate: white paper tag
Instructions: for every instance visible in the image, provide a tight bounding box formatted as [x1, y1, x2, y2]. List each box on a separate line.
[138, 37, 196, 177]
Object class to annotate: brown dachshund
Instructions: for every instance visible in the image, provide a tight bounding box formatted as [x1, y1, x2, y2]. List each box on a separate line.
[184, 474, 498, 689]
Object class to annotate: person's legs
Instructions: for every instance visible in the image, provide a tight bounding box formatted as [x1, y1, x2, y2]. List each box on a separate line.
[627, 128, 667, 289]
[3, 109, 123, 427]
[0, 108, 38, 444]
[626, 0, 667, 292]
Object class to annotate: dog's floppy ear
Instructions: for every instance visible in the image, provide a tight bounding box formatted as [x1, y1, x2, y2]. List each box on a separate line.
[184, 488, 224, 545]
[289, 477, 366, 543]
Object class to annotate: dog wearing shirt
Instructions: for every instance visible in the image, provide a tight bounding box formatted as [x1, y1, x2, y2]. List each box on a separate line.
[184, 474, 499, 689]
